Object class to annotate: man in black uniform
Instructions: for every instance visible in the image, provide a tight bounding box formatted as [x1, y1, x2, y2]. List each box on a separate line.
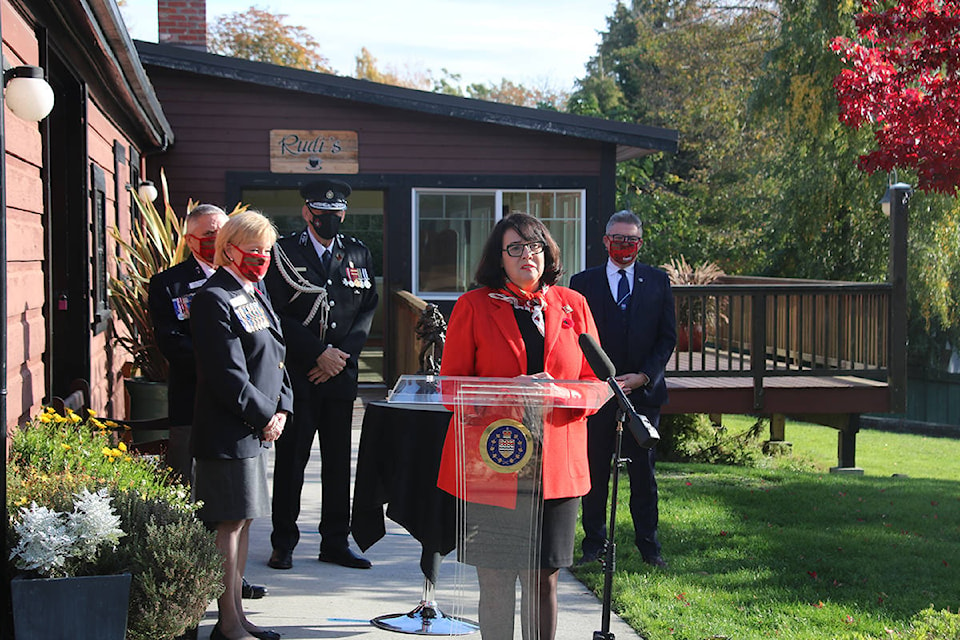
[148, 203, 268, 599]
[265, 179, 379, 570]
[149, 203, 228, 481]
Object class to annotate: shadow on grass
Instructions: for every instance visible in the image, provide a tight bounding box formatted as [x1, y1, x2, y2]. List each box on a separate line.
[574, 463, 960, 640]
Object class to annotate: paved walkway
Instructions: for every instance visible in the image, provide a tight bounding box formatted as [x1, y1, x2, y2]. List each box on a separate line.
[195, 389, 642, 640]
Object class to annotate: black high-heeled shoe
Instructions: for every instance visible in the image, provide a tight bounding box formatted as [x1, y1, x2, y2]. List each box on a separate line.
[211, 621, 281, 640]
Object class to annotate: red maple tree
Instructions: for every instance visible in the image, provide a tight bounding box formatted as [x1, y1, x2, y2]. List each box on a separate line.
[831, 0, 960, 194]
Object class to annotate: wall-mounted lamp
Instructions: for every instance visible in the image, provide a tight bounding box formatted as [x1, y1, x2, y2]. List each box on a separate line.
[3, 65, 55, 122]
[137, 180, 159, 203]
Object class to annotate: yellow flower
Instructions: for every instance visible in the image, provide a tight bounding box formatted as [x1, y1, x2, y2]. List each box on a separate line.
[102, 446, 112, 457]
[15, 496, 28, 506]
[87, 408, 97, 418]
[118, 442, 127, 453]
[69, 413, 81, 424]
[45, 406, 56, 413]
[38, 414, 51, 423]
[61, 444, 72, 451]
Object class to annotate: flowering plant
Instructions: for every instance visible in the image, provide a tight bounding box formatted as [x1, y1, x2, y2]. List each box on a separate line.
[7, 406, 223, 639]
[9, 487, 124, 578]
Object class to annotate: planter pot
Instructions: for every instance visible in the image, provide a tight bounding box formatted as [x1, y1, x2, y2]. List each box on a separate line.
[677, 324, 703, 352]
[11, 573, 132, 640]
[124, 377, 169, 443]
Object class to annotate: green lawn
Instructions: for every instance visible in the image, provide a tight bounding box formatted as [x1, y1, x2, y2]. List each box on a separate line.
[573, 418, 960, 640]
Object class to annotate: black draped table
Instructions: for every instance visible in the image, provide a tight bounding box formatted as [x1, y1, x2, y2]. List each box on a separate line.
[351, 401, 477, 634]
[351, 400, 458, 585]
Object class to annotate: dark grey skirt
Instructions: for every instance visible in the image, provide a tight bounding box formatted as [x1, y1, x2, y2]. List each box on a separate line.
[458, 495, 579, 570]
[193, 453, 270, 523]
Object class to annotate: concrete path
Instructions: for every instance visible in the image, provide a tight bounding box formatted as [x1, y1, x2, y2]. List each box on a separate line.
[195, 390, 643, 640]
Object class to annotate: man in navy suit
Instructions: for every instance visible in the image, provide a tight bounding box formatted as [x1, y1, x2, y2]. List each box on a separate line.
[570, 210, 676, 567]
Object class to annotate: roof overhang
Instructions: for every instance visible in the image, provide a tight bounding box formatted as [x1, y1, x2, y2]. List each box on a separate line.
[135, 41, 677, 159]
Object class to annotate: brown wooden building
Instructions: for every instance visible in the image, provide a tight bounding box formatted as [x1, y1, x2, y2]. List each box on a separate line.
[1, 0, 173, 433]
[135, 37, 679, 385]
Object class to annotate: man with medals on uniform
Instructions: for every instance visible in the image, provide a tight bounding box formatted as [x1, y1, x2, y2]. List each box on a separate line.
[148, 203, 269, 600]
[264, 179, 379, 570]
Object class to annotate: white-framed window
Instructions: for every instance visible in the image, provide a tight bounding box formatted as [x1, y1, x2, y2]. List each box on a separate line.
[412, 188, 585, 298]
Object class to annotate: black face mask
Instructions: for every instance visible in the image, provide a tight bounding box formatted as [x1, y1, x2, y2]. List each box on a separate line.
[310, 211, 342, 239]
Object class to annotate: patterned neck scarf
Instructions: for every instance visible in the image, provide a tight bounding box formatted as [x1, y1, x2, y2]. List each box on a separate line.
[489, 281, 549, 336]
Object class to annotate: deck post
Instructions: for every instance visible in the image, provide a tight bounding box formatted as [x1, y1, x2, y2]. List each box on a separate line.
[751, 292, 766, 410]
[831, 413, 864, 474]
[887, 183, 911, 414]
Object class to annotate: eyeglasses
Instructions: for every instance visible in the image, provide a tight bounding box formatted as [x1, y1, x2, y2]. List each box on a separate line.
[502, 241, 545, 258]
[605, 234, 642, 245]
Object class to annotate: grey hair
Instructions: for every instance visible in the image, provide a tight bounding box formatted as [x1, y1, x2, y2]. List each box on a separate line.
[186, 203, 226, 221]
[605, 210, 642, 234]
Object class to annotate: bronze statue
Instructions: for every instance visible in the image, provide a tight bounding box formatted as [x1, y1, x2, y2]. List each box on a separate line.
[415, 303, 446, 375]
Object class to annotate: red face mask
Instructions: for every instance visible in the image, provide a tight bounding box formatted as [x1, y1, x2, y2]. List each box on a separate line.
[608, 242, 640, 266]
[229, 244, 271, 281]
[187, 234, 217, 264]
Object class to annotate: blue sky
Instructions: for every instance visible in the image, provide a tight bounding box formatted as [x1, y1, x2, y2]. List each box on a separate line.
[121, 0, 616, 92]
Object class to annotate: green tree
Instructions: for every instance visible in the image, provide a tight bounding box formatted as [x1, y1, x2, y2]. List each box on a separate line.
[208, 7, 333, 73]
[569, 0, 779, 271]
[750, 0, 888, 282]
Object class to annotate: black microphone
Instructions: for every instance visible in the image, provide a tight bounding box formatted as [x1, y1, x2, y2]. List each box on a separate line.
[578, 333, 660, 449]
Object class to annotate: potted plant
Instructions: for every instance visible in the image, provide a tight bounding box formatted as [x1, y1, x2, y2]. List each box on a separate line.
[6, 407, 224, 640]
[661, 255, 727, 351]
[108, 171, 246, 420]
[109, 170, 187, 419]
[9, 486, 130, 640]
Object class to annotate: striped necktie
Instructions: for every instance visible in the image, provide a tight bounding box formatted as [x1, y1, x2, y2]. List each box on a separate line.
[616, 269, 631, 311]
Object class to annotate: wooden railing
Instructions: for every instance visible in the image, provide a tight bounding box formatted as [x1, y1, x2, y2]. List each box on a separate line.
[670, 279, 892, 381]
[388, 278, 901, 413]
[389, 289, 429, 384]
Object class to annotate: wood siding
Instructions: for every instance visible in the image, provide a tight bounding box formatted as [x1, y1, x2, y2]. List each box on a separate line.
[3, 0, 154, 430]
[4, 0, 46, 428]
[146, 68, 604, 208]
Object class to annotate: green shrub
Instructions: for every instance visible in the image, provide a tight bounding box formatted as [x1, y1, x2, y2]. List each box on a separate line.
[853, 606, 960, 640]
[102, 491, 223, 640]
[658, 413, 765, 465]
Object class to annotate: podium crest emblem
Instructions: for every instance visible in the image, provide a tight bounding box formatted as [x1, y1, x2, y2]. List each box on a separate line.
[480, 419, 533, 473]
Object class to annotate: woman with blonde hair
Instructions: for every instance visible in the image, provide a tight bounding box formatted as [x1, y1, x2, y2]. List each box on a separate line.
[191, 211, 293, 640]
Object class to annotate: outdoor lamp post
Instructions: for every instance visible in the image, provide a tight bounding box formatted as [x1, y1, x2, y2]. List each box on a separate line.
[3, 64, 55, 122]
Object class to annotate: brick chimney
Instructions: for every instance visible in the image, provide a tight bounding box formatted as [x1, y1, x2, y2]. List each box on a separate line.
[158, 0, 207, 51]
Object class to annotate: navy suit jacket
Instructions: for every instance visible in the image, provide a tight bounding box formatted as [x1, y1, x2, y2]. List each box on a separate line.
[190, 268, 294, 459]
[570, 262, 676, 409]
[148, 255, 208, 426]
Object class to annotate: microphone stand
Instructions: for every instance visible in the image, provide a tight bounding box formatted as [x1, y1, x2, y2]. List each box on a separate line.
[594, 405, 630, 640]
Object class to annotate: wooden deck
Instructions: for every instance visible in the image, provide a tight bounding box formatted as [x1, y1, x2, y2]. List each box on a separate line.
[663, 350, 890, 416]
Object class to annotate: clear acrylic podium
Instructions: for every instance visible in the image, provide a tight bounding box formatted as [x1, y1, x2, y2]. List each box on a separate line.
[373, 374, 611, 637]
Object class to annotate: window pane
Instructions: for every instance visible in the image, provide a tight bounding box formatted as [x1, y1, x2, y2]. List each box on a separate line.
[417, 192, 495, 293]
[503, 191, 583, 285]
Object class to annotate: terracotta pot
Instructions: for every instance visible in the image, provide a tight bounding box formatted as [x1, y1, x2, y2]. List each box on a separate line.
[677, 324, 703, 352]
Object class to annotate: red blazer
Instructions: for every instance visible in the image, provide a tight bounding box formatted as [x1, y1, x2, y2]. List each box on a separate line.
[437, 285, 601, 508]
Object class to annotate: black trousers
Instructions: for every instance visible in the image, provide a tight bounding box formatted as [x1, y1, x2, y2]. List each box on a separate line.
[580, 399, 661, 559]
[270, 385, 355, 553]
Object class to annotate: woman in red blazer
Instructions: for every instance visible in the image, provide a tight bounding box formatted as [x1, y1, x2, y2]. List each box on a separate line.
[438, 213, 600, 640]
